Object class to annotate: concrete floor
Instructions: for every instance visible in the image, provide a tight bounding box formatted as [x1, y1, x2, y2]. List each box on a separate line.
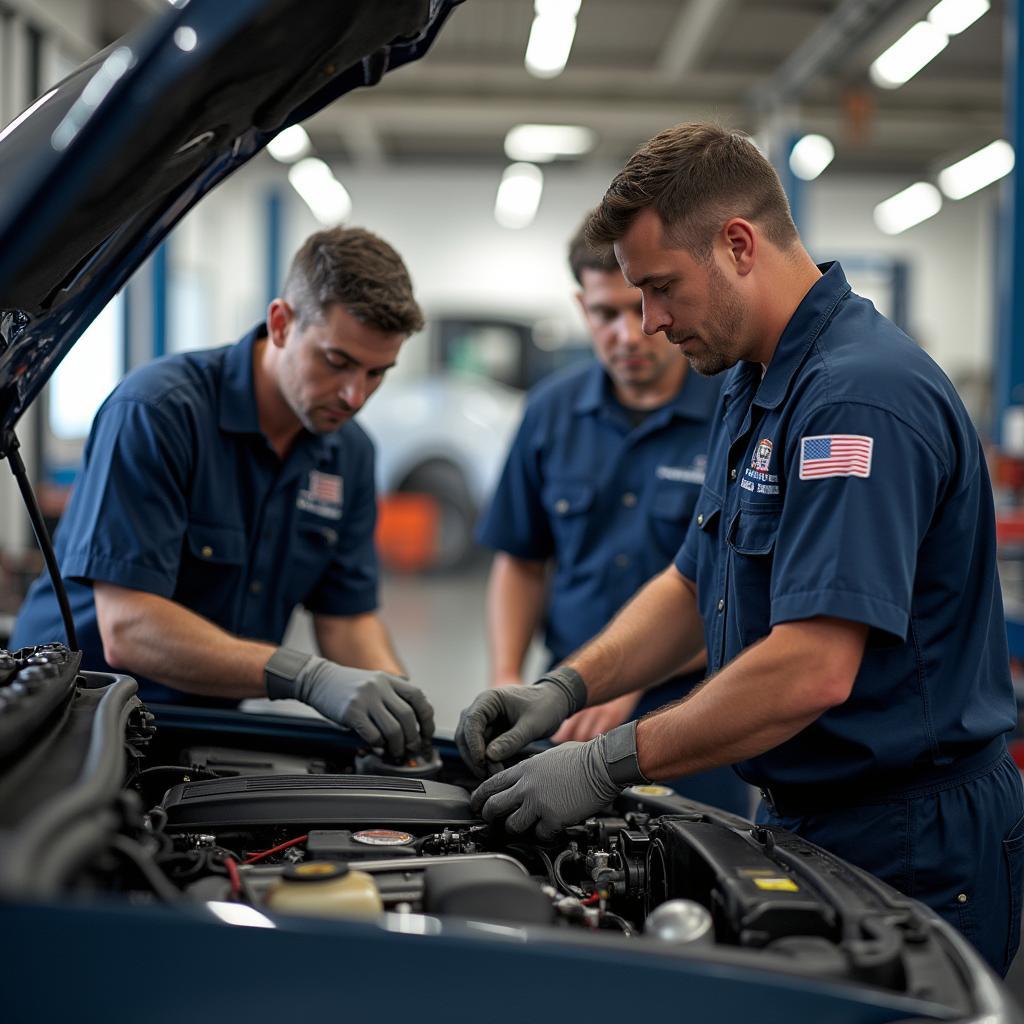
[269, 553, 544, 737]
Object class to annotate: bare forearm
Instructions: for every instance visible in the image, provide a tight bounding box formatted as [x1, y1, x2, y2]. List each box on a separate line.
[314, 613, 404, 676]
[95, 584, 273, 698]
[566, 566, 705, 703]
[487, 553, 547, 684]
[636, 619, 868, 780]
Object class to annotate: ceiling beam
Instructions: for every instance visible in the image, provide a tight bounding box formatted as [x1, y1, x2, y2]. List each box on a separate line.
[657, 0, 736, 82]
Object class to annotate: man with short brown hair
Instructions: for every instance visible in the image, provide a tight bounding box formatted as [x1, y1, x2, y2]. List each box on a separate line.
[14, 226, 435, 757]
[476, 217, 747, 815]
[458, 123, 1023, 973]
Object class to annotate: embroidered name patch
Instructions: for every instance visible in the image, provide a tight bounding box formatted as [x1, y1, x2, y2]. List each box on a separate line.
[798, 434, 873, 480]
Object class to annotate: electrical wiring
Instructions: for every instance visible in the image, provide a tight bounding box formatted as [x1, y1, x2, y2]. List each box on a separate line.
[244, 834, 309, 864]
[553, 848, 585, 898]
[224, 856, 242, 899]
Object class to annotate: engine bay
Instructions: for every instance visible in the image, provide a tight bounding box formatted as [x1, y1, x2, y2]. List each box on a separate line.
[0, 667, 1001, 1020]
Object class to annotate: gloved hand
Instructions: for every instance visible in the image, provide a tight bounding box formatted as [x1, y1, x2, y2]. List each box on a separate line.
[266, 651, 434, 758]
[456, 667, 587, 778]
[470, 721, 649, 839]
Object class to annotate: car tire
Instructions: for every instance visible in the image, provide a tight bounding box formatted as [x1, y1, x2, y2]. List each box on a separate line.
[397, 460, 476, 572]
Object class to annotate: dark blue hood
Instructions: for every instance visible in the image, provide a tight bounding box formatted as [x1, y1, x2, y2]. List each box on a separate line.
[0, 0, 461, 441]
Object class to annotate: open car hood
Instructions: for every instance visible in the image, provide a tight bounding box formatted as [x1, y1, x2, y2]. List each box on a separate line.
[0, 0, 461, 443]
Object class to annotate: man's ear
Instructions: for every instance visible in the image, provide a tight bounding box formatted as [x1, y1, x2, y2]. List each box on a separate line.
[266, 298, 294, 348]
[721, 218, 756, 277]
[573, 289, 587, 319]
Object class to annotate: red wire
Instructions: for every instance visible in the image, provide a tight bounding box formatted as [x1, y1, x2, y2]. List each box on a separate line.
[243, 834, 309, 865]
[224, 856, 242, 898]
[580, 892, 601, 906]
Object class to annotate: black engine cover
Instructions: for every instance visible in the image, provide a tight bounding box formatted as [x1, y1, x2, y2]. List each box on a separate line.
[161, 774, 476, 829]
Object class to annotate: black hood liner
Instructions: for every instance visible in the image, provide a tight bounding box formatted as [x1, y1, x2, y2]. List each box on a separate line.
[0, 0, 460, 440]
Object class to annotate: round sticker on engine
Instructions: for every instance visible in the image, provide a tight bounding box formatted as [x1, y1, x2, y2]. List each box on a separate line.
[627, 784, 675, 797]
[352, 829, 414, 846]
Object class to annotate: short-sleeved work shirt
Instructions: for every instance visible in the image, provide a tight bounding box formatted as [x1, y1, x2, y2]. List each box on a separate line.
[11, 325, 380, 705]
[478, 358, 721, 663]
[675, 262, 1015, 794]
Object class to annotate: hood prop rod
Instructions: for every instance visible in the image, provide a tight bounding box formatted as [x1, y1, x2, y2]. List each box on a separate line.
[2, 430, 78, 651]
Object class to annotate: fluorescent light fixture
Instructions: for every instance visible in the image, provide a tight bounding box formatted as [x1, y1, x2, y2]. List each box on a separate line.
[268, 124, 312, 163]
[525, 0, 581, 79]
[873, 182, 942, 234]
[504, 123, 595, 163]
[207, 902, 276, 929]
[288, 158, 352, 225]
[789, 134, 835, 181]
[938, 139, 1014, 199]
[173, 26, 197, 51]
[928, 0, 989, 35]
[870, 21, 948, 88]
[494, 162, 544, 229]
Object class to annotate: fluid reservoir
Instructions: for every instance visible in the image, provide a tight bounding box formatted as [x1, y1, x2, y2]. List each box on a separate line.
[644, 899, 714, 946]
[265, 861, 383, 919]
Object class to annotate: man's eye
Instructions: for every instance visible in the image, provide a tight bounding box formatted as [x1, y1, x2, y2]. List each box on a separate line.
[653, 282, 671, 296]
[325, 354, 349, 369]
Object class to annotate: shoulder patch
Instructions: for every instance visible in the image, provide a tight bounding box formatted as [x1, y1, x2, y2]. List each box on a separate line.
[799, 434, 873, 480]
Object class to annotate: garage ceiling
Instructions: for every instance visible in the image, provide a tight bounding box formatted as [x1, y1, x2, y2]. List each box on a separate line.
[102, 0, 1008, 177]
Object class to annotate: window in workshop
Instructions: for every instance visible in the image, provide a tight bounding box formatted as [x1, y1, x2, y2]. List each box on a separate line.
[48, 293, 125, 439]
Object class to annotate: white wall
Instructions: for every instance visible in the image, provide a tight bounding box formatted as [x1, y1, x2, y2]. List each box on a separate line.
[178, 157, 1002, 390]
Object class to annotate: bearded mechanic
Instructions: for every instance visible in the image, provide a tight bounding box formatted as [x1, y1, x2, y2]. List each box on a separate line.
[456, 122, 1024, 974]
[13, 226, 434, 758]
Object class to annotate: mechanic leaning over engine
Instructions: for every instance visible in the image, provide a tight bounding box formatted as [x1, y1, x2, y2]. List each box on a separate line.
[476, 216, 748, 815]
[12, 226, 434, 758]
[456, 122, 1024, 976]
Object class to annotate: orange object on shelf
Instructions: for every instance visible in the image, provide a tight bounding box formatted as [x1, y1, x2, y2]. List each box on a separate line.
[375, 493, 440, 572]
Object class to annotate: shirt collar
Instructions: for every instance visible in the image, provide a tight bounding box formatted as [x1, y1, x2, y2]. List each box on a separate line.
[572, 357, 717, 422]
[218, 323, 341, 460]
[219, 324, 265, 435]
[723, 261, 851, 411]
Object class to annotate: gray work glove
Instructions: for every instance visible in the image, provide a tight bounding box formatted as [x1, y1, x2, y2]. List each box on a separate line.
[266, 651, 434, 758]
[470, 721, 649, 839]
[456, 667, 587, 779]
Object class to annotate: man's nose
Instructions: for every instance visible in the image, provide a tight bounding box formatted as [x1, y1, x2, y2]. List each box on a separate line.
[619, 309, 645, 346]
[339, 375, 369, 411]
[641, 298, 669, 337]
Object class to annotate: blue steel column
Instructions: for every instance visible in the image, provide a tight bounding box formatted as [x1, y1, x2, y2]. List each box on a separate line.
[996, 0, 1024, 443]
[266, 187, 284, 304]
[152, 241, 169, 359]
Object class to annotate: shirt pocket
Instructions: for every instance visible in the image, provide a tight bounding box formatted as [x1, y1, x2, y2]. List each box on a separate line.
[727, 503, 782, 646]
[649, 480, 700, 559]
[541, 480, 597, 572]
[175, 521, 247, 622]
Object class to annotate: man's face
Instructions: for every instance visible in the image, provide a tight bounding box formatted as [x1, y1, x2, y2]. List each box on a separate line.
[615, 207, 748, 377]
[576, 267, 682, 392]
[273, 302, 404, 434]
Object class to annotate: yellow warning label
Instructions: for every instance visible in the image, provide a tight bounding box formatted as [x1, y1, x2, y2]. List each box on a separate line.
[753, 877, 799, 892]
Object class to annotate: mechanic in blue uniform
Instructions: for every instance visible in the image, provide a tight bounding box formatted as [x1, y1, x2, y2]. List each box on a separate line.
[477, 219, 749, 815]
[457, 123, 1024, 974]
[13, 227, 435, 758]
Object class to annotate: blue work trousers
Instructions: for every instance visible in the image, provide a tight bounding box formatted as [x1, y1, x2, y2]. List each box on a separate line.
[756, 750, 1024, 976]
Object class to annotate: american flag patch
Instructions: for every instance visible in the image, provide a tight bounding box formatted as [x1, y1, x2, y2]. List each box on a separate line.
[309, 471, 343, 504]
[799, 434, 873, 480]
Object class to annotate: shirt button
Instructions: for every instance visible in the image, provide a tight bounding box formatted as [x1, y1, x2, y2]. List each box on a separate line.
[717, 598, 725, 612]
[554, 499, 570, 515]
[614, 554, 630, 569]
[201, 546, 213, 558]
[697, 514, 704, 526]
[250, 581, 263, 595]
[622, 492, 638, 508]
[730, 468, 738, 481]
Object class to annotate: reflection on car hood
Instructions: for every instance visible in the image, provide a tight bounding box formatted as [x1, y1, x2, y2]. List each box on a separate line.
[0, 0, 462, 441]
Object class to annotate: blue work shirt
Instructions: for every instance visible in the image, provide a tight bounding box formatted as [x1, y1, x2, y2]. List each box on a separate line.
[479, 358, 721, 663]
[675, 262, 1016, 795]
[12, 325, 380, 705]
